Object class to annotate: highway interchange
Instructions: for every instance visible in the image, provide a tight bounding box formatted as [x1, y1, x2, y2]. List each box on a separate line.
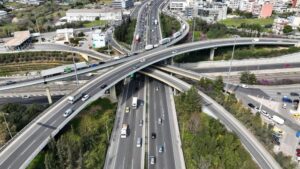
[0, 0, 299, 169]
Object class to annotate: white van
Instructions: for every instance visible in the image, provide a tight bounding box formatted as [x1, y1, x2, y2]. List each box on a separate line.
[136, 137, 142, 147]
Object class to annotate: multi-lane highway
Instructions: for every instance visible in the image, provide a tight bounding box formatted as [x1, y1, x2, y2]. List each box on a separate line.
[147, 79, 176, 169]
[105, 76, 146, 169]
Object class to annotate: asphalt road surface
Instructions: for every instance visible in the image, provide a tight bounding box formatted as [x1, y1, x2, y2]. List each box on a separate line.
[147, 79, 176, 169]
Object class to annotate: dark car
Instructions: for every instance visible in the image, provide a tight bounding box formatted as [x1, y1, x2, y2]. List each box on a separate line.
[5, 81, 16, 85]
[151, 132, 156, 139]
[272, 135, 280, 145]
[98, 61, 105, 65]
[290, 92, 299, 97]
[248, 103, 255, 109]
[100, 84, 107, 89]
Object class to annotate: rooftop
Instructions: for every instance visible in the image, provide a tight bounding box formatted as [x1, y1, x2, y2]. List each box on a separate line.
[5, 31, 31, 47]
[67, 8, 121, 14]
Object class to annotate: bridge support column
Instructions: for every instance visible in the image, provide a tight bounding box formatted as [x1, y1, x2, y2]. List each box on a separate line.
[210, 48, 216, 60]
[45, 87, 53, 104]
[80, 53, 89, 61]
[110, 85, 117, 101]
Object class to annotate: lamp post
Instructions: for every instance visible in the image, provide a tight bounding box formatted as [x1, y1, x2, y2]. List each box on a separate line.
[1, 112, 12, 139]
[225, 36, 237, 91]
[72, 54, 79, 87]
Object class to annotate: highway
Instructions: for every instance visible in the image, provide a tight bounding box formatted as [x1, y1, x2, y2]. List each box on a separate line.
[0, 38, 291, 168]
[0, 96, 63, 105]
[147, 79, 176, 169]
[0, 37, 297, 91]
[142, 68, 282, 169]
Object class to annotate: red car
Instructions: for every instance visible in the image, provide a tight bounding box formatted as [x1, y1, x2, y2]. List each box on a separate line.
[296, 149, 300, 156]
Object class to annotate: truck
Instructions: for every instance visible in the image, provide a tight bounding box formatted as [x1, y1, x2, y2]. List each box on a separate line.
[132, 97, 138, 109]
[135, 34, 140, 42]
[271, 115, 285, 125]
[159, 38, 171, 45]
[145, 44, 154, 50]
[154, 19, 158, 25]
[68, 92, 83, 104]
[120, 124, 128, 138]
[172, 31, 181, 39]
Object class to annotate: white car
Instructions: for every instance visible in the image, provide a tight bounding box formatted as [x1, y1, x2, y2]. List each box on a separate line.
[241, 84, 248, 88]
[81, 94, 89, 101]
[282, 103, 287, 109]
[22, 95, 30, 99]
[63, 108, 73, 117]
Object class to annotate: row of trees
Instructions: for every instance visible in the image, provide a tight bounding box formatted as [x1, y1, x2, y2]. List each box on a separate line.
[0, 52, 80, 64]
[28, 98, 116, 169]
[114, 18, 136, 45]
[160, 13, 181, 38]
[175, 87, 259, 169]
[196, 77, 297, 169]
[0, 103, 47, 146]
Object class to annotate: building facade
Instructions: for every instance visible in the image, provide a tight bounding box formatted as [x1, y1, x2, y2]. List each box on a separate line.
[65, 8, 123, 22]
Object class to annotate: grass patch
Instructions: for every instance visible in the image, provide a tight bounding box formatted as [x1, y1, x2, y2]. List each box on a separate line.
[193, 31, 201, 41]
[83, 20, 108, 28]
[220, 18, 274, 27]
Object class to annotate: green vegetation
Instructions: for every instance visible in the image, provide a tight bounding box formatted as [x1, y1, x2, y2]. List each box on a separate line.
[28, 98, 116, 169]
[83, 20, 108, 28]
[160, 13, 181, 38]
[114, 18, 137, 45]
[0, 103, 48, 146]
[175, 87, 259, 169]
[220, 18, 274, 28]
[193, 31, 201, 41]
[174, 46, 300, 63]
[283, 25, 293, 34]
[0, 1, 69, 37]
[0, 51, 82, 76]
[196, 77, 297, 169]
[240, 71, 257, 84]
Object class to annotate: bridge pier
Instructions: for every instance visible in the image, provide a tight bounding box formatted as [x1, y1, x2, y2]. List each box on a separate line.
[80, 53, 89, 61]
[209, 48, 216, 60]
[45, 87, 53, 104]
[109, 85, 117, 101]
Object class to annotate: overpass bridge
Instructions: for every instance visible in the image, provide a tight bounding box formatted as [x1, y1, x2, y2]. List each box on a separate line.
[0, 37, 298, 91]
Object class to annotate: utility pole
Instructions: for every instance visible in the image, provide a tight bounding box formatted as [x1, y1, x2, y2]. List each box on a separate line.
[192, 18, 196, 42]
[1, 112, 12, 139]
[225, 36, 237, 91]
[72, 54, 79, 87]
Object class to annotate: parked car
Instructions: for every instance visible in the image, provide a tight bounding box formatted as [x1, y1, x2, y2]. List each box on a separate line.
[158, 118, 162, 124]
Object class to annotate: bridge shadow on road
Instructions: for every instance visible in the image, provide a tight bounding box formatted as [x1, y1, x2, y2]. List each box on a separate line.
[37, 122, 57, 130]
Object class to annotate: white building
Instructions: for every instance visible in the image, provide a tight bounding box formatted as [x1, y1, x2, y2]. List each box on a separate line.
[196, 2, 227, 22]
[169, 0, 189, 11]
[65, 8, 123, 23]
[19, 0, 45, 5]
[112, 0, 133, 9]
[0, 10, 7, 19]
[272, 17, 289, 34]
[92, 30, 107, 48]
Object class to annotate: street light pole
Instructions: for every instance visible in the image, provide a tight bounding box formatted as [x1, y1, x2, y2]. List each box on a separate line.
[225, 37, 237, 91]
[72, 55, 79, 87]
[1, 112, 12, 139]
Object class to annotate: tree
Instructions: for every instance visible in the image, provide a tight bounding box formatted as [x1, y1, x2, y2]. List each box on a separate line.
[283, 25, 293, 34]
[240, 71, 257, 84]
